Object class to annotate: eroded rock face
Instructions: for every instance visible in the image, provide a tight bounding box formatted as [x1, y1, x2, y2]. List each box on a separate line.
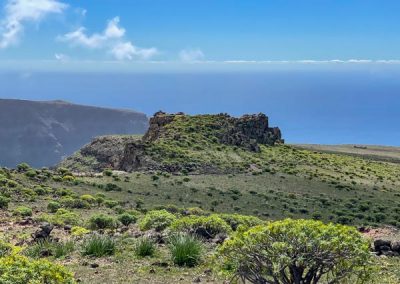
[219, 113, 283, 151]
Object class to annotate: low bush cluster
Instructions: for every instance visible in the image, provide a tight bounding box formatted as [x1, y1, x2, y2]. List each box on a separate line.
[139, 210, 177, 232]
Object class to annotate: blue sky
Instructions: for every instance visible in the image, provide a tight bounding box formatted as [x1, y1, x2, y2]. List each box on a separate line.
[1, 0, 400, 65]
[1, 1, 400, 145]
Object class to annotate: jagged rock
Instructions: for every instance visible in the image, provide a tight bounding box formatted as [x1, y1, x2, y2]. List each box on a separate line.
[391, 241, 400, 252]
[32, 222, 54, 242]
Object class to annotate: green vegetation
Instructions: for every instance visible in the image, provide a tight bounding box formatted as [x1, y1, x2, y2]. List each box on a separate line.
[217, 219, 373, 284]
[81, 234, 116, 257]
[139, 210, 177, 231]
[168, 233, 203, 267]
[134, 237, 156, 257]
[0, 125, 400, 283]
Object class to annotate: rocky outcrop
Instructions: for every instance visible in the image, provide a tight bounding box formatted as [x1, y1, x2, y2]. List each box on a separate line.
[143, 111, 283, 151]
[61, 135, 141, 172]
[218, 113, 283, 151]
[62, 111, 283, 173]
[374, 239, 400, 257]
[0, 99, 148, 168]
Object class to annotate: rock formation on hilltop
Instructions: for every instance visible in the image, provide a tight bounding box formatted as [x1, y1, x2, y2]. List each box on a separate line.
[62, 111, 283, 173]
[0, 99, 148, 168]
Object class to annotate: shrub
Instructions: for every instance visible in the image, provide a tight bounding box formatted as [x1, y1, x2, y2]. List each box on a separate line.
[170, 215, 231, 238]
[54, 209, 80, 226]
[139, 210, 177, 232]
[105, 183, 122, 192]
[103, 169, 113, 176]
[88, 214, 117, 230]
[13, 206, 32, 217]
[168, 233, 202, 267]
[218, 214, 263, 231]
[81, 234, 116, 257]
[104, 199, 119, 208]
[71, 226, 90, 237]
[0, 196, 10, 209]
[37, 209, 80, 226]
[118, 213, 137, 226]
[0, 253, 75, 283]
[216, 219, 373, 284]
[134, 237, 156, 257]
[60, 196, 90, 209]
[47, 201, 61, 213]
[25, 169, 37, 178]
[80, 194, 96, 204]
[0, 241, 12, 257]
[24, 239, 75, 259]
[17, 162, 31, 172]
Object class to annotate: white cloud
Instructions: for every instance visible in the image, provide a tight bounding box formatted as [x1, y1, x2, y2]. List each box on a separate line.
[111, 41, 157, 61]
[179, 48, 205, 62]
[104, 17, 125, 38]
[59, 16, 157, 60]
[0, 0, 67, 48]
[54, 52, 68, 61]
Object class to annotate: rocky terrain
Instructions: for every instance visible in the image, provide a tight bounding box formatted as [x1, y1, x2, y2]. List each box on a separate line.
[62, 111, 283, 173]
[0, 99, 148, 168]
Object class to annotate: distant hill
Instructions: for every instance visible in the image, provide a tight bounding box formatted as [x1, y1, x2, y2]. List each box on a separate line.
[0, 99, 148, 168]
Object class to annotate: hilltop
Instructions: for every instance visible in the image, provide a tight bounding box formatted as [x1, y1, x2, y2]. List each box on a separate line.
[0, 99, 148, 168]
[61, 111, 283, 173]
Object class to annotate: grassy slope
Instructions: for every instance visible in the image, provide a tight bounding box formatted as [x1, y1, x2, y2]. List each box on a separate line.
[2, 114, 400, 283]
[293, 144, 400, 164]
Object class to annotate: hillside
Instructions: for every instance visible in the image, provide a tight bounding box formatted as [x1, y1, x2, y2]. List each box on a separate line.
[62, 111, 283, 173]
[0, 99, 148, 168]
[293, 144, 400, 164]
[2, 111, 400, 283]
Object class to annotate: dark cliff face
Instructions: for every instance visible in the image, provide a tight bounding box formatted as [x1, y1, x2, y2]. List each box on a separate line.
[0, 99, 148, 168]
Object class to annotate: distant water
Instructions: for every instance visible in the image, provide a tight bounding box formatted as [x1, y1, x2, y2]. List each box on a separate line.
[1, 69, 399, 146]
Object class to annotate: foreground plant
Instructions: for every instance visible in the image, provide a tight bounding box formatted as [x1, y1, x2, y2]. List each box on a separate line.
[0, 240, 75, 283]
[81, 234, 116, 257]
[216, 219, 373, 284]
[134, 237, 156, 257]
[169, 233, 202, 267]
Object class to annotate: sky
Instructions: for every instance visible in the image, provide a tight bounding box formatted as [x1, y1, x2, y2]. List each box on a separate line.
[0, 0, 400, 63]
[0, 0, 400, 145]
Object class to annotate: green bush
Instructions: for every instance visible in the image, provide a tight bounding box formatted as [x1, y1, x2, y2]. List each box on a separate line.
[37, 209, 80, 226]
[17, 162, 31, 172]
[80, 194, 96, 204]
[47, 201, 61, 213]
[170, 215, 231, 238]
[104, 199, 119, 208]
[0, 196, 10, 209]
[216, 219, 373, 284]
[13, 206, 32, 217]
[134, 237, 156, 257]
[118, 213, 137, 226]
[71, 226, 90, 237]
[0, 241, 12, 257]
[81, 234, 116, 257]
[139, 210, 177, 232]
[168, 233, 202, 267]
[218, 214, 263, 231]
[0, 253, 75, 283]
[88, 214, 118, 230]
